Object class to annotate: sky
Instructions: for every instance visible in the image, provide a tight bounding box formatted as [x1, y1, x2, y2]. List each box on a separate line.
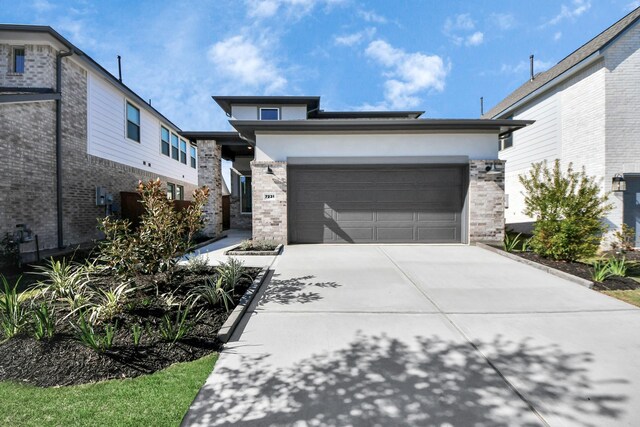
[2, 0, 638, 182]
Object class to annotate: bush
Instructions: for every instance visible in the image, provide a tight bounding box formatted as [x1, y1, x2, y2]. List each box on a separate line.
[0, 275, 27, 339]
[238, 239, 279, 252]
[519, 160, 613, 261]
[216, 258, 246, 291]
[612, 224, 635, 253]
[98, 179, 209, 280]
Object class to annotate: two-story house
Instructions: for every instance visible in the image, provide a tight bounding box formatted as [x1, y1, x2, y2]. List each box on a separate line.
[485, 7, 640, 246]
[186, 96, 532, 245]
[0, 25, 198, 257]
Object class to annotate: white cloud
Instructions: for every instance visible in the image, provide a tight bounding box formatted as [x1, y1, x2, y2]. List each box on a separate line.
[31, 0, 53, 12]
[466, 31, 484, 46]
[364, 40, 448, 109]
[444, 13, 475, 33]
[357, 9, 387, 24]
[500, 58, 555, 76]
[489, 13, 516, 30]
[544, 0, 591, 27]
[627, 1, 640, 10]
[334, 27, 376, 46]
[208, 35, 287, 94]
[244, 0, 345, 20]
[554, 31, 562, 41]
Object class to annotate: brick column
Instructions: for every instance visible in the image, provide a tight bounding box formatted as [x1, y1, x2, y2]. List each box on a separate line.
[251, 161, 287, 243]
[197, 140, 222, 238]
[469, 160, 505, 244]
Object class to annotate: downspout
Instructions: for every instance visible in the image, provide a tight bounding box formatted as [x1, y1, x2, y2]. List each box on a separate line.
[56, 50, 73, 249]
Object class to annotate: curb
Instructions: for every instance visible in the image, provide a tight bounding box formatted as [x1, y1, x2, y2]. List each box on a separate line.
[217, 265, 271, 343]
[225, 244, 283, 256]
[475, 242, 594, 289]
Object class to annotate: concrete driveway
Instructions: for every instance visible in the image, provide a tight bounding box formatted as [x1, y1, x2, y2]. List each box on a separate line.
[183, 245, 640, 426]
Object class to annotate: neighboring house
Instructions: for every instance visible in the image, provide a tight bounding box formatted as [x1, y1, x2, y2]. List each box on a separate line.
[0, 25, 198, 257]
[186, 96, 532, 244]
[484, 8, 640, 245]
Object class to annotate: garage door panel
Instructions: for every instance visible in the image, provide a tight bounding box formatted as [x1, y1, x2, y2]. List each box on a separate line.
[289, 165, 466, 243]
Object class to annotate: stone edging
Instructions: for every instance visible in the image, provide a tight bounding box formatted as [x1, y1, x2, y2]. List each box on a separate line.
[225, 244, 283, 256]
[217, 266, 270, 343]
[475, 242, 594, 289]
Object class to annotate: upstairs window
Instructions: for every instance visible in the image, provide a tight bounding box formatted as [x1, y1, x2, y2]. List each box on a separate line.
[167, 182, 175, 200]
[13, 48, 25, 73]
[126, 102, 140, 142]
[180, 139, 187, 164]
[499, 115, 514, 151]
[171, 133, 179, 160]
[190, 145, 197, 168]
[161, 126, 170, 156]
[259, 107, 279, 120]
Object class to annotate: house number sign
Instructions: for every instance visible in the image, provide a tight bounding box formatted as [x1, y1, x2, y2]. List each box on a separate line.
[264, 192, 277, 201]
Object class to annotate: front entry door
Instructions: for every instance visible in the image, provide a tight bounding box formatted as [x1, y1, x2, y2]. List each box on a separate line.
[623, 176, 640, 247]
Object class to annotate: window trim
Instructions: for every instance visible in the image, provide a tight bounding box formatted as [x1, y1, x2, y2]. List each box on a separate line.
[12, 47, 25, 74]
[179, 139, 187, 164]
[160, 126, 170, 156]
[176, 185, 184, 201]
[167, 182, 176, 200]
[125, 101, 141, 143]
[240, 175, 252, 214]
[170, 132, 179, 161]
[259, 107, 280, 121]
[190, 144, 197, 169]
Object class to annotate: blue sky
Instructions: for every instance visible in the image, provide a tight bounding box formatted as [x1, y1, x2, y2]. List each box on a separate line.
[1, 0, 638, 130]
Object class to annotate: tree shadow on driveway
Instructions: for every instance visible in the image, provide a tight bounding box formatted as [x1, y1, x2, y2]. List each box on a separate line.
[257, 275, 340, 306]
[183, 334, 627, 426]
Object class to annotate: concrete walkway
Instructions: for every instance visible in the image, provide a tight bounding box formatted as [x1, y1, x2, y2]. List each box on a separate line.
[183, 245, 640, 426]
[184, 229, 276, 268]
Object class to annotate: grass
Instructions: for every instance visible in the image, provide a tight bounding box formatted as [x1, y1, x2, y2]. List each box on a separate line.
[0, 353, 217, 427]
[602, 290, 640, 308]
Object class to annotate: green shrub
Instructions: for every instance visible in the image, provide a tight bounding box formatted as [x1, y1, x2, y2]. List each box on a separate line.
[0, 275, 27, 339]
[613, 224, 635, 253]
[238, 239, 279, 251]
[503, 232, 522, 253]
[606, 257, 628, 277]
[190, 276, 235, 312]
[159, 305, 201, 344]
[31, 302, 55, 340]
[519, 160, 613, 261]
[592, 260, 611, 283]
[84, 282, 134, 324]
[98, 179, 210, 280]
[71, 312, 117, 352]
[216, 257, 246, 291]
[186, 255, 210, 274]
[131, 324, 142, 347]
[34, 258, 89, 302]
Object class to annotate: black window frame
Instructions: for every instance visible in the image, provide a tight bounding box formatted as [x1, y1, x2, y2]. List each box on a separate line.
[171, 133, 179, 160]
[240, 175, 252, 214]
[190, 145, 197, 169]
[176, 185, 184, 201]
[160, 126, 170, 156]
[167, 182, 175, 200]
[126, 101, 141, 142]
[13, 47, 25, 74]
[179, 139, 187, 164]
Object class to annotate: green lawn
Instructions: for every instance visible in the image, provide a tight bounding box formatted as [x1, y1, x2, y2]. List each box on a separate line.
[603, 290, 640, 308]
[0, 354, 216, 427]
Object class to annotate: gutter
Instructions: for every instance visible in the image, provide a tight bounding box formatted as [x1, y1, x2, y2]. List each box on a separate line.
[55, 50, 73, 249]
[491, 51, 602, 119]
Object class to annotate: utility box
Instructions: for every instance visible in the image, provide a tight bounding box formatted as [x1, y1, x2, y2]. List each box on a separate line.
[96, 187, 113, 206]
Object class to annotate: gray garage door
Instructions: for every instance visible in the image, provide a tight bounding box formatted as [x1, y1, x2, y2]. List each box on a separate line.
[288, 165, 467, 243]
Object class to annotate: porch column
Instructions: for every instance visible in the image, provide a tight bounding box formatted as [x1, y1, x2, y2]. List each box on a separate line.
[197, 140, 223, 238]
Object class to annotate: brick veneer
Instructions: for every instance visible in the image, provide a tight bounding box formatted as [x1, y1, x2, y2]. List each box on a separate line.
[0, 44, 56, 88]
[251, 161, 287, 243]
[468, 160, 505, 243]
[197, 140, 223, 238]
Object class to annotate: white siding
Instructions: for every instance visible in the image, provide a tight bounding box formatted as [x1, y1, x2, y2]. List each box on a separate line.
[87, 72, 197, 185]
[230, 104, 307, 120]
[256, 133, 500, 162]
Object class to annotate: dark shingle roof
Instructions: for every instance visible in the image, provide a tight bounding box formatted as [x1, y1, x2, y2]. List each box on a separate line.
[484, 7, 640, 118]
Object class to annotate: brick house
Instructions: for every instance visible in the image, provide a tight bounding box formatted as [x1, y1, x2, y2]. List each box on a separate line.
[187, 96, 532, 245]
[484, 7, 640, 245]
[0, 25, 198, 257]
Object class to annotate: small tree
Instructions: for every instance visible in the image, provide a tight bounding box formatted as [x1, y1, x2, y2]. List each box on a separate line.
[99, 179, 209, 279]
[519, 160, 612, 261]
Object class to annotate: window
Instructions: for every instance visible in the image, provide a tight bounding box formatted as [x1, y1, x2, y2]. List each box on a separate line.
[126, 102, 140, 142]
[161, 127, 170, 156]
[500, 134, 513, 150]
[180, 139, 187, 164]
[176, 185, 184, 201]
[171, 133, 179, 160]
[167, 183, 175, 200]
[240, 176, 252, 213]
[13, 48, 25, 73]
[259, 108, 279, 120]
[190, 145, 197, 169]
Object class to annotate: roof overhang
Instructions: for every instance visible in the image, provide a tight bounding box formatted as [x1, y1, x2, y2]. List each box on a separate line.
[213, 96, 321, 117]
[311, 110, 425, 119]
[180, 131, 254, 161]
[230, 118, 534, 142]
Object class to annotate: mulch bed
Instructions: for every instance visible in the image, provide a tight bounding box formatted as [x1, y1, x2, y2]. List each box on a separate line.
[512, 251, 640, 291]
[0, 266, 260, 387]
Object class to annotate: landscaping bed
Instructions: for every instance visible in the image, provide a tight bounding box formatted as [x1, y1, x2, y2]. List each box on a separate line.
[0, 264, 260, 387]
[225, 239, 282, 256]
